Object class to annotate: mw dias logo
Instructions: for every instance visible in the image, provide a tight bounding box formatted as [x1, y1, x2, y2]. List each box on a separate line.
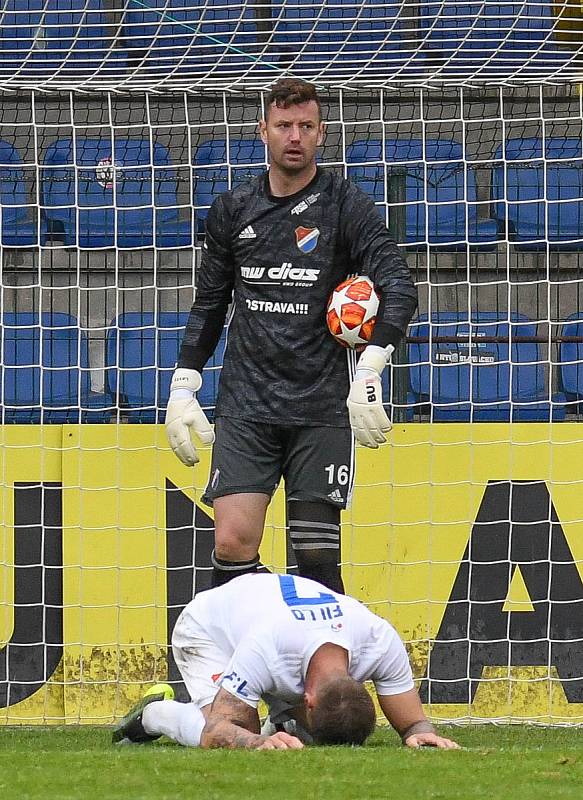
[240, 262, 320, 287]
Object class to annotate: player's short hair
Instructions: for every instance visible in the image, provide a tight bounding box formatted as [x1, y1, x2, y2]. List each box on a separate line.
[310, 677, 376, 746]
[264, 78, 322, 120]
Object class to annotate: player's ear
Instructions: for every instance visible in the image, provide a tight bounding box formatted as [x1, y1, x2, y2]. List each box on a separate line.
[259, 119, 268, 145]
[304, 690, 316, 710]
[317, 122, 326, 147]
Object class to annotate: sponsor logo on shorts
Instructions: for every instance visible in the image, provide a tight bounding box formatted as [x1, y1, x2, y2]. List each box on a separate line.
[211, 672, 223, 684]
[245, 298, 309, 315]
[295, 226, 320, 254]
[327, 489, 344, 503]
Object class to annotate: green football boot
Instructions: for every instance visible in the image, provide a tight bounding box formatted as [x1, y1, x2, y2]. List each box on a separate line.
[112, 683, 175, 744]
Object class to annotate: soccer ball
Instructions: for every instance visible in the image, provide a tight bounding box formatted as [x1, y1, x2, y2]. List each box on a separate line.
[326, 275, 379, 350]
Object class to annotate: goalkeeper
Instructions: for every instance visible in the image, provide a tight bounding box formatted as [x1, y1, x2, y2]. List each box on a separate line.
[113, 573, 459, 750]
[166, 78, 417, 593]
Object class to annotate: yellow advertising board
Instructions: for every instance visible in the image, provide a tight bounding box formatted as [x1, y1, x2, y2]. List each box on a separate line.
[1, 423, 583, 724]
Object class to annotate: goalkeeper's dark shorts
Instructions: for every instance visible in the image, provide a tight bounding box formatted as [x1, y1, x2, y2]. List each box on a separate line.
[201, 416, 355, 510]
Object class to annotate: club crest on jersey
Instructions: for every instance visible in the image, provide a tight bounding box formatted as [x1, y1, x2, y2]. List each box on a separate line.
[295, 226, 320, 254]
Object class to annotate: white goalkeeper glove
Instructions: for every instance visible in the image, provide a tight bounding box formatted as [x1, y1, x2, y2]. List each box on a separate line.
[165, 368, 215, 466]
[347, 345, 394, 448]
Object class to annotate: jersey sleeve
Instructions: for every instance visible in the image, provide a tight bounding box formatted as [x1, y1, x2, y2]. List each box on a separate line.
[218, 636, 272, 709]
[178, 193, 235, 372]
[339, 181, 418, 350]
[369, 620, 416, 697]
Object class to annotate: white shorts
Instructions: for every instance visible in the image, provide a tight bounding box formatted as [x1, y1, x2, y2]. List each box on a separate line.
[171, 609, 229, 709]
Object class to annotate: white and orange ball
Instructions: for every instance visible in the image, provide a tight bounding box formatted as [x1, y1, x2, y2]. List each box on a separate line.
[326, 275, 380, 351]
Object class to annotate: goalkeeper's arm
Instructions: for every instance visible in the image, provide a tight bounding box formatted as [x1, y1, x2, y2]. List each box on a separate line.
[166, 193, 234, 465]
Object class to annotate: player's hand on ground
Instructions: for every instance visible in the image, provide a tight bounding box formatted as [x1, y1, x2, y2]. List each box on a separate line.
[403, 731, 460, 750]
[257, 731, 304, 750]
[165, 368, 215, 466]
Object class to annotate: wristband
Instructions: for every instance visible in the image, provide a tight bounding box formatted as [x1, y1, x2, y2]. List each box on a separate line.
[400, 720, 435, 744]
[170, 367, 202, 393]
[357, 344, 395, 375]
[170, 388, 195, 400]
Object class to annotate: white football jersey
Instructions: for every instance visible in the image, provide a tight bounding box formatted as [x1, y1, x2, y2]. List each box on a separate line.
[178, 573, 414, 709]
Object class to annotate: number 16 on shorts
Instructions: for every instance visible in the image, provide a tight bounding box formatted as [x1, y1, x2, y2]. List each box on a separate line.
[325, 463, 349, 486]
[324, 462, 352, 506]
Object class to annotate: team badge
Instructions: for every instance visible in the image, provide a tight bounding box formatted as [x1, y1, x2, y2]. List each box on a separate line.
[295, 226, 320, 254]
[95, 157, 115, 189]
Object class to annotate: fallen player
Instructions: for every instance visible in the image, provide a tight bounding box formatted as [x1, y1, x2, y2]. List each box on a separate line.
[113, 573, 459, 750]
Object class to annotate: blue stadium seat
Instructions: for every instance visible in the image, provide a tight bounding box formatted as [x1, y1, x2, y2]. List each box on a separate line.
[408, 312, 565, 421]
[1, 312, 110, 423]
[270, 0, 424, 80]
[121, 0, 258, 77]
[0, 140, 43, 247]
[106, 312, 226, 423]
[559, 315, 583, 411]
[492, 138, 583, 249]
[0, 0, 124, 80]
[347, 139, 498, 247]
[418, 1, 572, 80]
[193, 138, 266, 229]
[42, 138, 191, 249]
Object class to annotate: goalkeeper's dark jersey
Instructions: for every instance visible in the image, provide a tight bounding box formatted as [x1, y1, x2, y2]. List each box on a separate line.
[179, 168, 417, 427]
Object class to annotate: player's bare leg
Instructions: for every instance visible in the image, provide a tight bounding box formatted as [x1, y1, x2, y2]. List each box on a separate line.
[211, 492, 270, 587]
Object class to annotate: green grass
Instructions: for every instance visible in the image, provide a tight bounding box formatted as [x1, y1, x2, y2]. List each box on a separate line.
[0, 726, 582, 800]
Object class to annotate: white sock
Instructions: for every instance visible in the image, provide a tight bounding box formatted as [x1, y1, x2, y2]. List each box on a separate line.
[142, 700, 206, 748]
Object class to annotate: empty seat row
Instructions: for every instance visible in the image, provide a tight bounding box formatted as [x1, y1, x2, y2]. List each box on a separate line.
[347, 137, 583, 249]
[1, 0, 573, 82]
[3, 311, 583, 424]
[0, 137, 267, 248]
[43, 138, 193, 249]
[409, 312, 566, 421]
[4, 136, 583, 250]
[106, 312, 226, 423]
[0, 312, 225, 423]
[0, 0, 124, 81]
[1, 138, 194, 249]
[1, 312, 107, 422]
[417, 0, 572, 80]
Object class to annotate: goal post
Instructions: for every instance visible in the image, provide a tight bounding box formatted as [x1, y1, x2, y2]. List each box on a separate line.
[1, 1, 583, 725]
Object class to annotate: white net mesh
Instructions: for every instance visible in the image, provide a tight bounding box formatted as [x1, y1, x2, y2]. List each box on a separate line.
[0, 1, 581, 92]
[2, 3, 583, 725]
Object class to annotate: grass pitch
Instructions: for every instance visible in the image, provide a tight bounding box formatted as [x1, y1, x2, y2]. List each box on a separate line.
[0, 725, 581, 800]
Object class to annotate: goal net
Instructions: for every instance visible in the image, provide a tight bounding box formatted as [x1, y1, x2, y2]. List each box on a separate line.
[1, 0, 583, 726]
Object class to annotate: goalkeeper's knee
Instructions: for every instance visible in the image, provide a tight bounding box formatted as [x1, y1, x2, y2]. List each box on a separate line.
[288, 500, 345, 594]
